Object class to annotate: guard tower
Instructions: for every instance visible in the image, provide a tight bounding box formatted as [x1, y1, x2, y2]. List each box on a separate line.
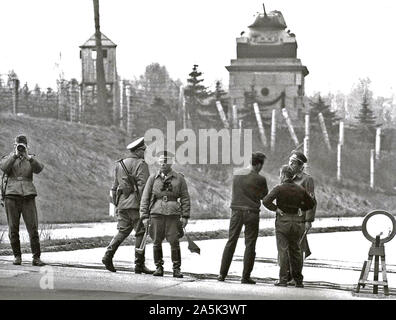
[226, 4, 309, 119]
[79, 33, 118, 122]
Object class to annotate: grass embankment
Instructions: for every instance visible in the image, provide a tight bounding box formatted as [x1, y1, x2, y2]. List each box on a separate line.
[0, 114, 395, 224]
[0, 225, 361, 256]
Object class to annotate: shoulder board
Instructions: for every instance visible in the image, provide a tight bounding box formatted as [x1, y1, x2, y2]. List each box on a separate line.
[177, 171, 185, 177]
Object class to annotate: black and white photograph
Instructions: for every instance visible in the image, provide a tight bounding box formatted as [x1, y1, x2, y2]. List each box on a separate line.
[1, 0, 396, 308]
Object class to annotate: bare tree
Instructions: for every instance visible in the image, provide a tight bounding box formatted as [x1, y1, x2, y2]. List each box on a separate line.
[93, 0, 111, 125]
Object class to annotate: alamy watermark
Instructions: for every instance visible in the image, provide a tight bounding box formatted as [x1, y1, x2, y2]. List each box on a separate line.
[39, 266, 54, 290]
[144, 121, 253, 167]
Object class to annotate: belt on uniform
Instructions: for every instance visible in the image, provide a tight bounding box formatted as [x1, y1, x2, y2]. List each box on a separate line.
[9, 177, 32, 181]
[160, 195, 179, 202]
[277, 212, 305, 222]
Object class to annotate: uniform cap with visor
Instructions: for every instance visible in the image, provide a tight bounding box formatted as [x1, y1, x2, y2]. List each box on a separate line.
[157, 150, 175, 164]
[126, 137, 146, 151]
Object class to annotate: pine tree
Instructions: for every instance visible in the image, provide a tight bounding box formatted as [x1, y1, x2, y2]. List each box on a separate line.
[310, 95, 339, 131]
[207, 80, 228, 126]
[355, 91, 377, 133]
[184, 64, 209, 124]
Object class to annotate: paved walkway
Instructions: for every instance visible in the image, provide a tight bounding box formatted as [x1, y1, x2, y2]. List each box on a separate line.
[1, 231, 395, 299]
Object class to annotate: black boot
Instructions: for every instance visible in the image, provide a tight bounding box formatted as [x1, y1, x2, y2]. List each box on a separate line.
[13, 256, 22, 265]
[171, 247, 183, 278]
[153, 247, 164, 276]
[102, 237, 122, 272]
[32, 257, 45, 266]
[102, 251, 116, 272]
[134, 249, 154, 274]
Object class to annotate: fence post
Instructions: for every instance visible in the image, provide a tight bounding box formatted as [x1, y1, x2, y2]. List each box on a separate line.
[303, 114, 310, 173]
[270, 109, 276, 152]
[318, 112, 332, 151]
[253, 102, 267, 147]
[119, 79, 124, 129]
[370, 149, 375, 189]
[337, 143, 342, 181]
[281, 108, 299, 147]
[232, 104, 238, 129]
[126, 85, 133, 136]
[375, 127, 381, 160]
[339, 121, 344, 145]
[216, 101, 230, 129]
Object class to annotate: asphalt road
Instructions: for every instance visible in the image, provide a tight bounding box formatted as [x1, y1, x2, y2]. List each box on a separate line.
[0, 260, 379, 300]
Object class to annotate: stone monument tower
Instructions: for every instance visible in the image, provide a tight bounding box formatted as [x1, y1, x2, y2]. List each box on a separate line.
[226, 4, 309, 119]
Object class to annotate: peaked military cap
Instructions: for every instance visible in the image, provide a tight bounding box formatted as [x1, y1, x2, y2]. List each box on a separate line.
[157, 150, 175, 163]
[126, 137, 146, 151]
[15, 135, 28, 145]
[290, 150, 307, 164]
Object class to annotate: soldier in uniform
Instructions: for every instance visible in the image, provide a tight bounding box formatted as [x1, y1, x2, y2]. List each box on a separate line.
[262, 165, 315, 287]
[0, 135, 45, 266]
[286, 151, 316, 285]
[139, 151, 190, 278]
[217, 152, 268, 284]
[102, 137, 153, 274]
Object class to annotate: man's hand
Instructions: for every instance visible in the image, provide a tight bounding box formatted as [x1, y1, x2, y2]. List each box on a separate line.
[305, 221, 312, 231]
[142, 218, 149, 229]
[181, 217, 188, 228]
[276, 208, 284, 216]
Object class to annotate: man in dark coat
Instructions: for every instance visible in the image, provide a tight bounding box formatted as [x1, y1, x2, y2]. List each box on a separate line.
[263, 165, 315, 287]
[102, 137, 153, 274]
[0, 135, 45, 266]
[286, 151, 316, 284]
[217, 152, 268, 284]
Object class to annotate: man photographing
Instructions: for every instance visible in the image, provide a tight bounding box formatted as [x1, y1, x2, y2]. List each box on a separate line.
[0, 135, 45, 266]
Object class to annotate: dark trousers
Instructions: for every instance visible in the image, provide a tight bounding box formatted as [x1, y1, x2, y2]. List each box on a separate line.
[150, 215, 181, 269]
[106, 209, 146, 266]
[275, 219, 305, 283]
[5, 197, 41, 259]
[219, 209, 259, 279]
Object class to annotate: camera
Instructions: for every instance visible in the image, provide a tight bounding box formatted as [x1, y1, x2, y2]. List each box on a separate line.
[16, 144, 26, 152]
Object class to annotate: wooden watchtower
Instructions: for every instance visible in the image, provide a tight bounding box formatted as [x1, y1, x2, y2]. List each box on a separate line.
[79, 32, 118, 123]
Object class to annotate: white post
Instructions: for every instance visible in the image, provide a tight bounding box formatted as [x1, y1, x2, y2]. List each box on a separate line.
[119, 79, 124, 129]
[126, 85, 132, 136]
[305, 114, 310, 138]
[239, 119, 243, 138]
[303, 114, 310, 173]
[232, 104, 238, 129]
[370, 149, 375, 189]
[270, 109, 276, 152]
[253, 102, 267, 147]
[318, 112, 332, 151]
[304, 136, 310, 174]
[337, 143, 342, 181]
[375, 127, 381, 160]
[180, 87, 186, 129]
[216, 101, 230, 129]
[281, 108, 299, 147]
[339, 121, 344, 145]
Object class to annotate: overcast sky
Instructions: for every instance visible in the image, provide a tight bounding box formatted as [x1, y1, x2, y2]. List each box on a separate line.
[0, 0, 395, 97]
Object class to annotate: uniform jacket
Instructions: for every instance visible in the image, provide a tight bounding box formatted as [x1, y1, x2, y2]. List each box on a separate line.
[0, 152, 44, 197]
[293, 172, 316, 222]
[112, 154, 149, 210]
[140, 169, 190, 219]
[262, 182, 315, 215]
